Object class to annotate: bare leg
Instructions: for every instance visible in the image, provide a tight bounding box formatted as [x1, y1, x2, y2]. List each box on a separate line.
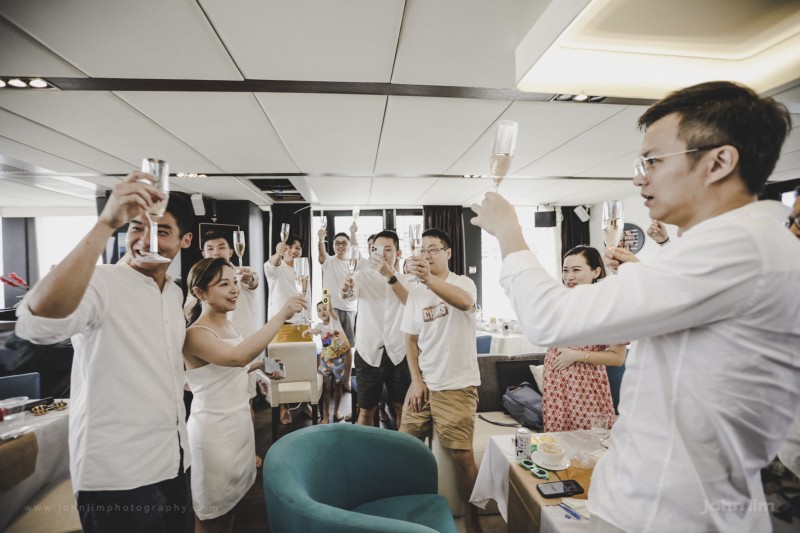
[343, 349, 353, 392]
[358, 405, 378, 426]
[333, 383, 343, 421]
[448, 448, 483, 533]
[321, 382, 331, 424]
[391, 401, 404, 430]
[250, 398, 261, 468]
[279, 404, 292, 425]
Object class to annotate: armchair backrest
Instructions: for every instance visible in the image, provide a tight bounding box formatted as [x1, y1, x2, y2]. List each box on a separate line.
[264, 424, 440, 532]
[267, 341, 319, 384]
[0, 372, 40, 400]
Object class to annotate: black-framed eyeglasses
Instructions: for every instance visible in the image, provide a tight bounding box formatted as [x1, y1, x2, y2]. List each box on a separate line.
[633, 145, 721, 178]
[333, 240, 349, 246]
[786, 214, 800, 230]
[420, 247, 448, 256]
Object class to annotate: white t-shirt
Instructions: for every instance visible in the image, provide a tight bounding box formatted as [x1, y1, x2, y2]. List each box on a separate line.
[320, 255, 368, 312]
[15, 263, 189, 491]
[264, 260, 304, 324]
[350, 269, 408, 366]
[500, 201, 800, 532]
[401, 273, 480, 391]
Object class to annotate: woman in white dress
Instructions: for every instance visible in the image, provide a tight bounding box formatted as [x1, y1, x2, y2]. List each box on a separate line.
[184, 257, 306, 532]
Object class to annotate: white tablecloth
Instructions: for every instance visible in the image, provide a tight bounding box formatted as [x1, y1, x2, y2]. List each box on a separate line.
[476, 330, 545, 356]
[470, 430, 603, 530]
[0, 407, 70, 530]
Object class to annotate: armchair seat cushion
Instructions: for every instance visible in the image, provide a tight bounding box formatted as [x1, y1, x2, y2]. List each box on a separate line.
[352, 494, 456, 533]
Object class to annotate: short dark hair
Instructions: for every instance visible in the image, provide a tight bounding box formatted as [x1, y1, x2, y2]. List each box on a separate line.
[286, 234, 303, 248]
[332, 232, 350, 242]
[367, 234, 376, 244]
[372, 230, 399, 250]
[166, 192, 194, 237]
[422, 228, 451, 249]
[638, 81, 792, 195]
[202, 229, 231, 248]
[563, 245, 606, 282]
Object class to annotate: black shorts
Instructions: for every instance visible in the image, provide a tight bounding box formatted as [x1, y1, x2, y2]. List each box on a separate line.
[354, 348, 410, 409]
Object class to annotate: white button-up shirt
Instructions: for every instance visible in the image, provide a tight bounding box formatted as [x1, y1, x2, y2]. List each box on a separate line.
[15, 263, 190, 492]
[500, 201, 800, 532]
[349, 270, 409, 366]
[264, 261, 303, 323]
[320, 255, 367, 312]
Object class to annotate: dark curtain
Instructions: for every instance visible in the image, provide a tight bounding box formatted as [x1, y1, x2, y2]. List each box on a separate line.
[561, 206, 590, 256]
[422, 205, 465, 276]
[269, 204, 311, 261]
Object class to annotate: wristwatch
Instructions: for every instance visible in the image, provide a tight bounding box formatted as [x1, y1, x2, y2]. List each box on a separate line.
[387, 275, 398, 285]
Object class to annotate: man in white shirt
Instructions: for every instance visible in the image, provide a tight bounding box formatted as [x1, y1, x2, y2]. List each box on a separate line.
[401, 228, 482, 533]
[342, 230, 411, 427]
[317, 223, 366, 389]
[472, 81, 800, 532]
[15, 173, 194, 532]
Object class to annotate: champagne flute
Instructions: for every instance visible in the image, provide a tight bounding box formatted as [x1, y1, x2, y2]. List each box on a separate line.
[293, 257, 310, 324]
[279, 223, 290, 259]
[408, 224, 422, 283]
[346, 244, 360, 276]
[319, 213, 327, 242]
[138, 158, 171, 263]
[233, 230, 245, 273]
[352, 206, 360, 222]
[602, 201, 624, 248]
[490, 120, 518, 191]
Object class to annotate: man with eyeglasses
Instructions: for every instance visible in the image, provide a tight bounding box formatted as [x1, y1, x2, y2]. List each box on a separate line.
[472, 81, 800, 532]
[318, 223, 364, 389]
[400, 228, 482, 533]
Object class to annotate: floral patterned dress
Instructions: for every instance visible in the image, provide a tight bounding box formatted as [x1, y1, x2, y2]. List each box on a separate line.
[542, 344, 616, 432]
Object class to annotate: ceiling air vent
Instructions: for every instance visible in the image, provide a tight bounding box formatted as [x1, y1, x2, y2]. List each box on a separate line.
[250, 178, 305, 202]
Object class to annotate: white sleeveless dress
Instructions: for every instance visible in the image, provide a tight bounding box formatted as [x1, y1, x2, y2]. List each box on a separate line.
[186, 327, 255, 520]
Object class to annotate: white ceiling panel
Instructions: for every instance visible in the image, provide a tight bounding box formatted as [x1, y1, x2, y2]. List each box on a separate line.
[255, 93, 385, 174]
[557, 180, 639, 205]
[392, 0, 549, 88]
[368, 177, 435, 205]
[0, 136, 103, 177]
[519, 106, 647, 177]
[376, 96, 510, 175]
[773, 149, 800, 174]
[0, 108, 130, 174]
[0, 178, 94, 207]
[116, 92, 297, 174]
[781, 126, 800, 155]
[416, 177, 493, 206]
[448, 100, 629, 177]
[576, 150, 639, 179]
[0, 0, 241, 80]
[199, 0, 403, 82]
[0, 91, 225, 172]
[0, 17, 86, 77]
[305, 176, 372, 206]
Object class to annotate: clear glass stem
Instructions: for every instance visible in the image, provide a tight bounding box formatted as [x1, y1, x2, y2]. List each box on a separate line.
[148, 217, 159, 255]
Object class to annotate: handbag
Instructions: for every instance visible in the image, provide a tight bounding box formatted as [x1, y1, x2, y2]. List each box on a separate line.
[502, 381, 544, 431]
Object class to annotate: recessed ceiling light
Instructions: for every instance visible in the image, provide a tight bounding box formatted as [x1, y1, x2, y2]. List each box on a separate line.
[0, 80, 5, 88]
[8, 79, 26, 88]
[572, 94, 589, 102]
[29, 78, 48, 88]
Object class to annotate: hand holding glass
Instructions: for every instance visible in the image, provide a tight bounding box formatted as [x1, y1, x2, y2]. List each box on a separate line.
[294, 257, 310, 324]
[490, 120, 518, 191]
[346, 245, 360, 276]
[138, 158, 171, 263]
[408, 225, 422, 283]
[602, 201, 624, 248]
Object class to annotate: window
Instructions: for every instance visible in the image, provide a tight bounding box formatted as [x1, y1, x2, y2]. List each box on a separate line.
[35, 216, 101, 280]
[480, 207, 559, 322]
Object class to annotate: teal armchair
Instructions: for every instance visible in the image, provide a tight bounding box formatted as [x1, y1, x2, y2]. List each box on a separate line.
[263, 424, 457, 533]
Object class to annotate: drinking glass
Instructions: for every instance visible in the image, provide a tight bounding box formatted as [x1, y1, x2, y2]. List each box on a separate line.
[602, 201, 624, 248]
[590, 413, 613, 442]
[408, 224, 422, 283]
[319, 214, 327, 242]
[490, 120, 518, 191]
[293, 257, 310, 324]
[346, 244, 360, 276]
[352, 206, 360, 222]
[233, 230, 245, 271]
[280, 223, 290, 244]
[138, 158, 171, 263]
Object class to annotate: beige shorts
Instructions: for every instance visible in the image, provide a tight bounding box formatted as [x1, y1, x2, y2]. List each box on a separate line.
[400, 386, 478, 450]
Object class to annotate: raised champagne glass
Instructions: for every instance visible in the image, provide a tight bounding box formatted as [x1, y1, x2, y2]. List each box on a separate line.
[490, 120, 518, 192]
[293, 257, 310, 324]
[138, 158, 171, 263]
[346, 244, 360, 276]
[409, 224, 422, 283]
[233, 230, 245, 283]
[602, 201, 624, 248]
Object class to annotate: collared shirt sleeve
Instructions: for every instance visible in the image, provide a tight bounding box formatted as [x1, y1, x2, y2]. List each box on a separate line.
[15, 272, 107, 345]
[500, 220, 759, 347]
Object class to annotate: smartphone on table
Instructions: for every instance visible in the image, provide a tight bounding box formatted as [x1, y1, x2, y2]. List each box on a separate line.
[536, 479, 584, 498]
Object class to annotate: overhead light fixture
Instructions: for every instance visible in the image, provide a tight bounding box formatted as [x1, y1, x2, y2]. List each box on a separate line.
[516, 0, 800, 99]
[0, 77, 58, 89]
[550, 93, 605, 103]
[176, 172, 207, 178]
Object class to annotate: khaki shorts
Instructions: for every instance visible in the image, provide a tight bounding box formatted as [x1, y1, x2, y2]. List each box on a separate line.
[273, 323, 309, 343]
[400, 386, 478, 450]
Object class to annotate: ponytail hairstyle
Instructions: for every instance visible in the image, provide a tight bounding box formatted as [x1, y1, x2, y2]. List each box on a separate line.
[186, 257, 233, 325]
